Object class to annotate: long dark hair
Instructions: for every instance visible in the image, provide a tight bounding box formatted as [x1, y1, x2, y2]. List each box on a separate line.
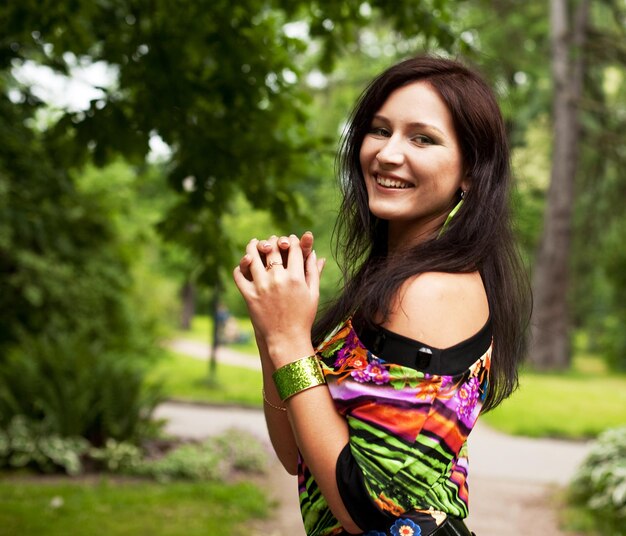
[312, 55, 531, 412]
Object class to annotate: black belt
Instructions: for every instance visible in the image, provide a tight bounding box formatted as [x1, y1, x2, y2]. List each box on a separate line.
[339, 517, 475, 536]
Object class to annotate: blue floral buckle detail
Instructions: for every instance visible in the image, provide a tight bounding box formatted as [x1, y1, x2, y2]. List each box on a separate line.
[390, 518, 421, 536]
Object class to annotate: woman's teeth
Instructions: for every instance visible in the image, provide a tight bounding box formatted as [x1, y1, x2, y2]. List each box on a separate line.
[375, 175, 411, 189]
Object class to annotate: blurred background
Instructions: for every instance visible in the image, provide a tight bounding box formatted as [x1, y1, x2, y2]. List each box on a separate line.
[1, 1, 625, 535]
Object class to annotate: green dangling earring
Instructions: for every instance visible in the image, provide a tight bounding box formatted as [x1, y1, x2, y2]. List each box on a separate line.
[437, 190, 465, 238]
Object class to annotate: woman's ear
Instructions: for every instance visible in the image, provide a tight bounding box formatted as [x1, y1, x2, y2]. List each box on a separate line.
[460, 174, 471, 195]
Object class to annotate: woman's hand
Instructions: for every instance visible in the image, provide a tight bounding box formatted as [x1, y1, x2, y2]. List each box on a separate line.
[238, 231, 314, 280]
[233, 234, 325, 368]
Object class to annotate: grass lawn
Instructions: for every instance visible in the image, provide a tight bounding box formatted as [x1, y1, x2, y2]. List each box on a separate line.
[483, 355, 626, 439]
[150, 350, 263, 407]
[0, 477, 270, 536]
[176, 315, 258, 355]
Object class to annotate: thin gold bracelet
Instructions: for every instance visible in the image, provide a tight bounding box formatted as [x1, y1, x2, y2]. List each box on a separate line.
[262, 389, 287, 411]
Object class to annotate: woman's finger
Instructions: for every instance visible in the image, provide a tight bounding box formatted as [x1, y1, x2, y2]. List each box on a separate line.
[278, 235, 290, 250]
[264, 235, 284, 271]
[300, 231, 314, 260]
[256, 236, 274, 260]
[304, 249, 320, 293]
[246, 239, 269, 281]
[239, 253, 253, 281]
[286, 234, 304, 275]
[277, 235, 290, 266]
[233, 265, 254, 295]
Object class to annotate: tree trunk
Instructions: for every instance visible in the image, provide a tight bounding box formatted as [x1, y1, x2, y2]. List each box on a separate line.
[208, 285, 220, 383]
[529, 0, 589, 370]
[179, 279, 196, 330]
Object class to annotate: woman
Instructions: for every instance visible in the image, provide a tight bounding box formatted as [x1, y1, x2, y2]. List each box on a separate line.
[234, 55, 530, 536]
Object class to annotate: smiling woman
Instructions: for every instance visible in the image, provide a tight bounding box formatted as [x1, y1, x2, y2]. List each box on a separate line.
[360, 82, 467, 248]
[232, 55, 531, 536]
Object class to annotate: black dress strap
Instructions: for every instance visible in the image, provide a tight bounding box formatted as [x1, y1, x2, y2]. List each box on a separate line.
[353, 318, 492, 376]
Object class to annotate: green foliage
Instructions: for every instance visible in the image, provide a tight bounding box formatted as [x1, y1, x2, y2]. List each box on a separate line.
[569, 426, 626, 535]
[2, 0, 626, 388]
[76, 161, 183, 339]
[568, 3, 626, 371]
[133, 441, 227, 482]
[0, 96, 173, 445]
[211, 428, 270, 473]
[1, 1, 467, 289]
[590, 217, 626, 371]
[0, 413, 268, 481]
[0, 416, 89, 476]
[0, 95, 142, 353]
[130, 430, 269, 482]
[89, 438, 143, 473]
[0, 332, 163, 445]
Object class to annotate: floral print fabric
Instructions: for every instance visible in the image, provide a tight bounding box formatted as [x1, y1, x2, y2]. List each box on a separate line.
[298, 318, 491, 535]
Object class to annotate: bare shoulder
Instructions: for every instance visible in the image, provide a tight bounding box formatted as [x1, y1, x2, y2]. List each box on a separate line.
[384, 271, 489, 349]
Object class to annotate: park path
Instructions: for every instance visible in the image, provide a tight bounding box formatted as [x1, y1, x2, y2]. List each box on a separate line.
[159, 339, 592, 536]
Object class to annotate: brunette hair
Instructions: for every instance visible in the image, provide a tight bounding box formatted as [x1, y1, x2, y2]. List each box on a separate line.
[312, 55, 531, 411]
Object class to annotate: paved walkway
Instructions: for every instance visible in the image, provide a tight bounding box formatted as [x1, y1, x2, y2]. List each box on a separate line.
[160, 340, 592, 535]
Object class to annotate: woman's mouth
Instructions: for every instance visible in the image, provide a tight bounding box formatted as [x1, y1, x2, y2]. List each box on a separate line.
[375, 174, 413, 189]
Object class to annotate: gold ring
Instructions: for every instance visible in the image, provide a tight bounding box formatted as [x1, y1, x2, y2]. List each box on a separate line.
[266, 261, 283, 271]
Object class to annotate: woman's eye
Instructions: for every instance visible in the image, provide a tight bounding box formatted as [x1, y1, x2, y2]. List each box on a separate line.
[369, 127, 391, 137]
[413, 135, 434, 145]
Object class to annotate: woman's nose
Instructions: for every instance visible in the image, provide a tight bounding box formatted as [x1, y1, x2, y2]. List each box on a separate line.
[376, 138, 405, 166]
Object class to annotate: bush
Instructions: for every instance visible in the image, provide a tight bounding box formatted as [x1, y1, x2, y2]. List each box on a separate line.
[212, 428, 271, 473]
[89, 438, 143, 472]
[133, 441, 228, 482]
[0, 332, 163, 446]
[0, 416, 89, 475]
[569, 426, 626, 535]
[129, 429, 270, 482]
[0, 419, 270, 482]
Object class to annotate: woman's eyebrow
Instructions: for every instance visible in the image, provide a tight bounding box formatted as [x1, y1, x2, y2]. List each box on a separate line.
[372, 115, 447, 137]
[406, 122, 446, 137]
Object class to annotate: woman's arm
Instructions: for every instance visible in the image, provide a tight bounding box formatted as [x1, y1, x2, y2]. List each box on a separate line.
[234, 235, 361, 534]
[238, 233, 316, 475]
[256, 328, 300, 474]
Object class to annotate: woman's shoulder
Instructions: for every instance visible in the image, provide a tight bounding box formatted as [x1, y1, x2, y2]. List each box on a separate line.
[383, 271, 489, 349]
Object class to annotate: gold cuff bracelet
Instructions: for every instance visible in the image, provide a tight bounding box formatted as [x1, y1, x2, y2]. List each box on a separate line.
[272, 355, 326, 402]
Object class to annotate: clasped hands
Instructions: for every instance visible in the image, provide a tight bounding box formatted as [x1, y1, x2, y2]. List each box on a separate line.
[233, 232, 325, 369]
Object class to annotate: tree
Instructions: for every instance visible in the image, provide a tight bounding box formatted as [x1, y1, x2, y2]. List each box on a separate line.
[444, 0, 626, 370]
[2, 1, 464, 292]
[569, 1, 626, 370]
[528, 0, 626, 370]
[528, 0, 590, 370]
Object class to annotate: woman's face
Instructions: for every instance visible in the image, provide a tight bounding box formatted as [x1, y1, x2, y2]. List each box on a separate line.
[359, 81, 468, 245]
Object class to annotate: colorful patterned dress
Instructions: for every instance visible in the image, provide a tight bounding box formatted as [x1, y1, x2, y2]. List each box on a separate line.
[298, 317, 492, 536]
